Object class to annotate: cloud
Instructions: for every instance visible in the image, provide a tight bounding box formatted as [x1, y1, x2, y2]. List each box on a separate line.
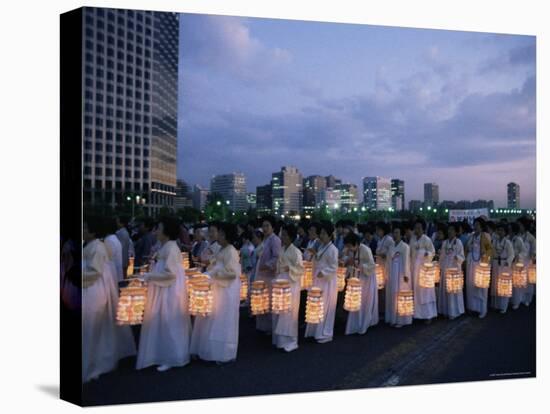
[479, 42, 536, 74]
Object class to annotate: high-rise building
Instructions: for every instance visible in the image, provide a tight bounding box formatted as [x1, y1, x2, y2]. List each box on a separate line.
[325, 175, 342, 188]
[320, 187, 341, 210]
[507, 182, 520, 209]
[409, 200, 423, 212]
[363, 176, 392, 210]
[82, 7, 179, 215]
[336, 183, 359, 211]
[256, 184, 273, 215]
[424, 183, 440, 207]
[175, 179, 193, 210]
[192, 185, 209, 211]
[391, 179, 405, 211]
[272, 166, 303, 216]
[210, 173, 248, 212]
[303, 175, 327, 213]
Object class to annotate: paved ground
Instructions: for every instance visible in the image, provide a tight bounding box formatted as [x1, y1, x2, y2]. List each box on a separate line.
[82, 292, 536, 406]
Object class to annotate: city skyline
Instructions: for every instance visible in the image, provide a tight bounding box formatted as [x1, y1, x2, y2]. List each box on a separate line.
[177, 14, 536, 208]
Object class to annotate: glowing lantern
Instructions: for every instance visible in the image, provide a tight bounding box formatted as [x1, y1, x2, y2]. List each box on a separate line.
[474, 262, 491, 289]
[512, 263, 527, 288]
[250, 280, 270, 315]
[126, 256, 134, 277]
[433, 261, 441, 284]
[271, 279, 292, 314]
[181, 253, 190, 270]
[116, 279, 147, 325]
[445, 267, 464, 294]
[301, 261, 314, 290]
[337, 267, 347, 292]
[528, 262, 536, 284]
[397, 290, 414, 316]
[375, 263, 385, 290]
[188, 279, 213, 317]
[419, 262, 436, 288]
[240, 274, 248, 301]
[497, 272, 513, 297]
[343, 277, 362, 312]
[305, 287, 324, 324]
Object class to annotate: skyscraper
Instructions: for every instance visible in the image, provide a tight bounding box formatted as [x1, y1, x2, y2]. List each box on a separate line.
[82, 7, 179, 215]
[507, 182, 520, 209]
[424, 183, 440, 207]
[272, 166, 303, 216]
[192, 185, 209, 211]
[256, 184, 273, 215]
[363, 177, 392, 211]
[174, 179, 192, 210]
[336, 183, 359, 211]
[303, 175, 327, 213]
[210, 173, 248, 212]
[391, 179, 405, 211]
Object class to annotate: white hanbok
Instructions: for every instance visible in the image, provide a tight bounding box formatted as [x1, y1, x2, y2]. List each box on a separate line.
[385, 240, 413, 326]
[305, 242, 339, 342]
[490, 237, 515, 312]
[465, 232, 491, 315]
[521, 231, 536, 305]
[345, 243, 379, 334]
[82, 239, 118, 382]
[272, 244, 304, 351]
[437, 238, 465, 319]
[190, 244, 241, 362]
[410, 234, 437, 320]
[510, 235, 528, 309]
[136, 240, 191, 369]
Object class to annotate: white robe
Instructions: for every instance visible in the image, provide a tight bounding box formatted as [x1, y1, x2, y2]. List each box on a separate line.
[305, 242, 339, 342]
[385, 240, 413, 326]
[82, 239, 118, 382]
[136, 240, 191, 369]
[510, 236, 528, 308]
[376, 234, 395, 289]
[437, 238, 465, 318]
[465, 232, 490, 315]
[190, 245, 241, 362]
[410, 234, 437, 320]
[521, 232, 536, 305]
[490, 237, 515, 311]
[345, 243, 379, 334]
[272, 244, 304, 350]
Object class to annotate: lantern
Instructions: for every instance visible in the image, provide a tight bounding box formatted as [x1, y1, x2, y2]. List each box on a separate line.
[343, 277, 362, 312]
[528, 262, 536, 284]
[116, 279, 147, 325]
[419, 262, 436, 288]
[337, 267, 347, 292]
[433, 261, 441, 284]
[126, 256, 134, 277]
[250, 280, 270, 315]
[474, 262, 491, 289]
[240, 274, 249, 301]
[397, 290, 414, 317]
[305, 287, 324, 324]
[512, 263, 527, 288]
[181, 252, 190, 270]
[188, 279, 213, 316]
[375, 263, 385, 290]
[271, 279, 292, 314]
[497, 272, 513, 297]
[445, 267, 464, 294]
[301, 261, 314, 290]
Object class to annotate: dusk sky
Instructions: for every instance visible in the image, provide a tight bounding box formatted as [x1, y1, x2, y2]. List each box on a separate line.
[177, 14, 536, 208]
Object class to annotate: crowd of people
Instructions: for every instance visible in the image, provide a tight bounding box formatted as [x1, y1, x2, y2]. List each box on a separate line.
[60, 213, 536, 383]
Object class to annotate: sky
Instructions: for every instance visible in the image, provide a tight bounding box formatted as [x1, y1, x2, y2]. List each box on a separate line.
[176, 13, 536, 208]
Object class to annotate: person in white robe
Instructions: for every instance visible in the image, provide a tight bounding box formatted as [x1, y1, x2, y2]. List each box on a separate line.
[490, 223, 515, 313]
[376, 222, 395, 320]
[437, 223, 465, 320]
[305, 221, 339, 343]
[519, 218, 536, 306]
[343, 232, 379, 335]
[304, 222, 321, 261]
[190, 223, 241, 363]
[410, 219, 437, 323]
[137, 217, 191, 372]
[115, 216, 134, 278]
[385, 226, 413, 327]
[509, 222, 528, 310]
[272, 224, 304, 352]
[465, 217, 494, 318]
[199, 223, 222, 269]
[82, 218, 119, 382]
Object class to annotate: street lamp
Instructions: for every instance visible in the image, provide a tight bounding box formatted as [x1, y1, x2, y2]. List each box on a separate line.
[216, 201, 221, 206]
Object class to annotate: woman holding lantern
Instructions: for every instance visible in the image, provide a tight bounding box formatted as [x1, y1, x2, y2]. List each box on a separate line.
[343, 232, 379, 335]
[199, 222, 222, 269]
[519, 218, 536, 306]
[490, 223, 515, 313]
[190, 222, 242, 363]
[136, 216, 191, 372]
[465, 217, 494, 318]
[385, 225, 413, 328]
[410, 219, 437, 324]
[376, 221, 395, 293]
[272, 224, 304, 352]
[305, 221, 339, 343]
[509, 222, 528, 310]
[437, 223, 465, 320]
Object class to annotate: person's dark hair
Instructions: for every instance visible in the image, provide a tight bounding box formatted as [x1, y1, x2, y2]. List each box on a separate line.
[261, 215, 276, 228]
[84, 214, 104, 238]
[117, 215, 130, 226]
[414, 218, 427, 231]
[309, 221, 321, 235]
[392, 222, 403, 233]
[437, 223, 448, 239]
[282, 223, 298, 241]
[141, 216, 154, 231]
[208, 220, 222, 231]
[102, 216, 118, 235]
[447, 222, 460, 235]
[253, 229, 264, 241]
[241, 230, 252, 241]
[335, 220, 344, 228]
[218, 222, 239, 245]
[487, 221, 496, 231]
[510, 222, 520, 235]
[495, 222, 507, 231]
[343, 232, 360, 246]
[376, 221, 390, 235]
[319, 220, 335, 239]
[158, 216, 181, 240]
